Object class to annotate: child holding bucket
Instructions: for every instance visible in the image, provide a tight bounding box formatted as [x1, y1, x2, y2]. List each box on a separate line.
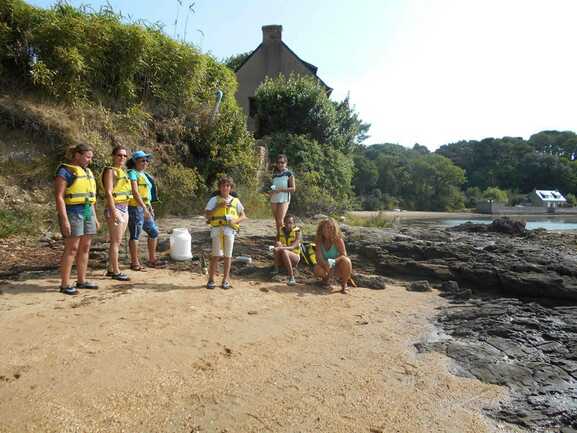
[205, 176, 246, 289]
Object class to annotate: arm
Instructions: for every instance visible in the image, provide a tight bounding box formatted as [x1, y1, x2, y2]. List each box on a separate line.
[54, 176, 70, 237]
[279, 230, 301, 251]
[103, 168, 117, 214]
[284, 175, 296, 193]
[315, 242, 329, 271]
[232, 210, 247, 226]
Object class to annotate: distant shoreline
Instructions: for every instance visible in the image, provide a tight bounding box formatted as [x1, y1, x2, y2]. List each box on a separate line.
[346, 210, 577, 220]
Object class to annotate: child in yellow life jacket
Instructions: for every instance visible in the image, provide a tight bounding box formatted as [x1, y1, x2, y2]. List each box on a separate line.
[273, 214, 301, 286]
[205, 176, 247, 289]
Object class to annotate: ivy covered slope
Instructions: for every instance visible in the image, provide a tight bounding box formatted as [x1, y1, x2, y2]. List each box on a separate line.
[0, 0, 257, 226]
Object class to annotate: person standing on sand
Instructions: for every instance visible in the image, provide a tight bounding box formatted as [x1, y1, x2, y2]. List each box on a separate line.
[126, 150, 164, 271]
[270, 154, 295, 234]
[205, 176, 247, 289]
[102, 145, 132, 281]
[54, 143, 100, 295]
[314, 218, 353, 294]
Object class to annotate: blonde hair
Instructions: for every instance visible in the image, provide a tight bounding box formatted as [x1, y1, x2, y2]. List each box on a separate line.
[315, 218, 342, 245]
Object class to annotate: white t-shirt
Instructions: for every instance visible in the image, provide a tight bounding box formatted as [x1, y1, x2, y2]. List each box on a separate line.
[205, 195, 244, 237]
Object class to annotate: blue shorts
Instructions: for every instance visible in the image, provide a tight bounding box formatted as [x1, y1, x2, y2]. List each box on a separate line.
[128, 206, 159, 241]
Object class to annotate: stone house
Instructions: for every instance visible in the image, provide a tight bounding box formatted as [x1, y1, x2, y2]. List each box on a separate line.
[234, 25, 332, 133]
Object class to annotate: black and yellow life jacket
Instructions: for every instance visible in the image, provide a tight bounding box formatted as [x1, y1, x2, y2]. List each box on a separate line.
[300, 242, 317, 266]
[278, 226, 301, 254]
[57, 163, 97, 206]
[101, 166, 132, 204]
[208, 196, 241, 231]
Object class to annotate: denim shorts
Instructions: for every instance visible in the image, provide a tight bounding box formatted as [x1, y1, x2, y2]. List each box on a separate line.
[128, 206, 159, 241]
[66, 209, 97, 237]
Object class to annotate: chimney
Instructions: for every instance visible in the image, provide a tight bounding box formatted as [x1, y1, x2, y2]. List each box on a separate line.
[262, 25, 282, 44]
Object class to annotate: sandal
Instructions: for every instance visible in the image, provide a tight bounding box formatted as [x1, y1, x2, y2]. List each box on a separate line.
[130, 264, 147, 272]
[206, 280, 216, 290]
[146, 260, 168, 269]
[110, 273, 130, 281]
[221, 281, 232, 290]
[59, 286, 78, 296]
[76, 281, 98, 290]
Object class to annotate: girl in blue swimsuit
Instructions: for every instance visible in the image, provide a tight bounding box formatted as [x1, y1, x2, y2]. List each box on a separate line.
[314, 218, 353, 294]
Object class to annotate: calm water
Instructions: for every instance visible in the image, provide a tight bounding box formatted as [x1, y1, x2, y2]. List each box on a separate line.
[440, 218, 577, 231]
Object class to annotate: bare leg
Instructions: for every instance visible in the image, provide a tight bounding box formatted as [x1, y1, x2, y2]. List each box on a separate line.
[222, 257, 232, 284]
[335, 256, 352, 293]
[271, 203, 282, 234]
[107, 216, 127, 274]
[76, 235, 93, 284]
[129, 239, 140, 267]
[60, 236, 80, 287]
[147, 237, 157, 263]
[208, 256, 219, 282]
[280, 250, 300, 278]
[314, 263, 331, 287]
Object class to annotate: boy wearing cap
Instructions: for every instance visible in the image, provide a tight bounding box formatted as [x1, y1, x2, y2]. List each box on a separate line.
[126, 150, 164, 270]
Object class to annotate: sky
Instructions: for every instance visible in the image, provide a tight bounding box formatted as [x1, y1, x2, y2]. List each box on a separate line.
[29, 0, 577, 149]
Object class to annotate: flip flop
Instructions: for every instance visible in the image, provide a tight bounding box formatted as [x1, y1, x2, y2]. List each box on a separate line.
[146, 260, 168, 269]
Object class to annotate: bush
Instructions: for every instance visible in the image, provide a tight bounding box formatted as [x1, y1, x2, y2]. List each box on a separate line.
[482, 186, 508, 203]
[0, 207, 41, 238]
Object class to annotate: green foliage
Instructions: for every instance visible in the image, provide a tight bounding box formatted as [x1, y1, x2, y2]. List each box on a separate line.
[255, 74, 368, 153]
[566, 193, 577, 207]
[353, 144, 465, 211]
[153, 163, 202, 216]
[482, 187, 508, 203]
[223, 51, 252, 71]
[0, 207, 39, 238]
[0, 0, 238, 114]
[0, 0, 258, 224]
[266, 133, 355, 215]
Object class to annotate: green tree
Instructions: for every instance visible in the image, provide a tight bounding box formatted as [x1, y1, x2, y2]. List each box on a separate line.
[222, 51, 252, 71]
[482, 187, 508, 203]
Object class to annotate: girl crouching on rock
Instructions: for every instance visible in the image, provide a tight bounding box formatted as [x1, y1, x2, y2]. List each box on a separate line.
[314, 218, 353, 294]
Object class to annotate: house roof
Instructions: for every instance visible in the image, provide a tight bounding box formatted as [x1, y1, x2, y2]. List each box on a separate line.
[535, 189, 567, 202]
[234, 42, 332, 94]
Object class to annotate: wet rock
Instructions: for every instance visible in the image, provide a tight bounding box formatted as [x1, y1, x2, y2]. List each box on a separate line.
[353, 274, 387, 290]
[406, 280, 431, 292]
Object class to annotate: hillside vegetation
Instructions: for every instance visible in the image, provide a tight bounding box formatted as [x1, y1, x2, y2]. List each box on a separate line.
[0, 0, 260, 237]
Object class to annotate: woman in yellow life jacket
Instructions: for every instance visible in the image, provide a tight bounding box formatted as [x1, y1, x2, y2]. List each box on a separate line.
[126, 150, 163, 271]
[102, 145, 132, 281]
[205, 176, 247, 290]
[54, 143, 100, 295]
[273, 214, 301, 286]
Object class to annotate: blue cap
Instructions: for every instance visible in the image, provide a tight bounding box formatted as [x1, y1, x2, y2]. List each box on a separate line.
[132, 150, 151, 160]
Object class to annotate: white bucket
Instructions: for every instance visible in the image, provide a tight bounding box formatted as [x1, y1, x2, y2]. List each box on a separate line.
[170, 228, 192, 261]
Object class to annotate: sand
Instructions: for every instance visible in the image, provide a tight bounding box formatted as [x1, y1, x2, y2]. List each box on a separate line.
[0, 261, 525, 433]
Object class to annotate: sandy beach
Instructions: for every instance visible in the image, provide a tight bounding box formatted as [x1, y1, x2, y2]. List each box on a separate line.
[0, 245, 524, 433]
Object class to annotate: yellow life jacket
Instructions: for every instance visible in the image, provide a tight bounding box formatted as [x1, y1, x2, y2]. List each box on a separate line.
[57, 163, 97, 206]
[101, 166, 132, 204]
[278, 226, 301, 254]
[208, 196, 241, 231]
[128, 170, 150, 206]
